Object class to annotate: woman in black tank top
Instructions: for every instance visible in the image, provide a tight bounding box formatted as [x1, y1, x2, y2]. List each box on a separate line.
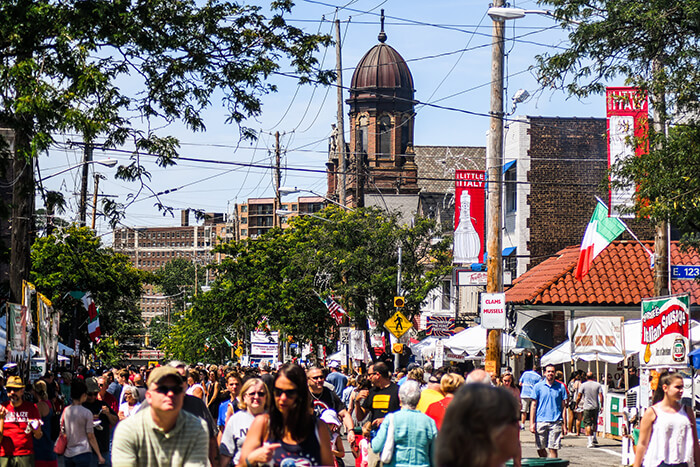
[237, 364, 333, 467]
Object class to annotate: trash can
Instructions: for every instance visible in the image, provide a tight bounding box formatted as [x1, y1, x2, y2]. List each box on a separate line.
[506, 458, 569, 467]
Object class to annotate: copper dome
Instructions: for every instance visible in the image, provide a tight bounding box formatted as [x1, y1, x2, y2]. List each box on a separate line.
[350, 43, 414, 93]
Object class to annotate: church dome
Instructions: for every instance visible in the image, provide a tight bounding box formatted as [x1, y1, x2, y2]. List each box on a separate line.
[350, 42, 414, 93]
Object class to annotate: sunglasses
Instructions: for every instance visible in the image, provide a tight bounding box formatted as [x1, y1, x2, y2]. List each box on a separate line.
[273, 387, 298, 398]
[155, 385, 184, 396]
[7, 388, 22, 393]
[246, 391, 266, 398]
[308, 375, 324, 381]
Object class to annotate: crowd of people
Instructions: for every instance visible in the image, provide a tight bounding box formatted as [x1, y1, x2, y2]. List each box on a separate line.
[0, 360, 694, 467]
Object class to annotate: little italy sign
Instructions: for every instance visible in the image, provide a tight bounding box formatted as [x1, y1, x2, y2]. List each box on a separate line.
[641, 294, 690, 368]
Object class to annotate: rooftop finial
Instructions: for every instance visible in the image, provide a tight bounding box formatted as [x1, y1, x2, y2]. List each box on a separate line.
[378, 9, 387, 43]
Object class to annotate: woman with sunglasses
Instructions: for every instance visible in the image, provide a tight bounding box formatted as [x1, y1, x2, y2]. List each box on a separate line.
[238, 363, 334, 467]
[220, 378, 270, 467]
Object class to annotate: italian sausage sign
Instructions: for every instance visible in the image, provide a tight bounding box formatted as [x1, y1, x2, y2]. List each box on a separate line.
[641, 294, 690, 368]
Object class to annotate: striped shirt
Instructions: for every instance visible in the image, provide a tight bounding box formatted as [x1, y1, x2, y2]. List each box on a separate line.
[112, 406, 208, 467]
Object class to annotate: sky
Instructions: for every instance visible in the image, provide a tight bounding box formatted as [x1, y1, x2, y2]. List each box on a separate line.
[38, 0, 609, 244]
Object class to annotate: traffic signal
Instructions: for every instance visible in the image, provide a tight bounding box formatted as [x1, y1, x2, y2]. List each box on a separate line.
[394, 296, 405, 308]
[392, 343, 404, 354]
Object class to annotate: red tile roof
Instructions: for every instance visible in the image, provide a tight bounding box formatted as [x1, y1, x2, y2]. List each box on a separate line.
[506, 241, 700, 305]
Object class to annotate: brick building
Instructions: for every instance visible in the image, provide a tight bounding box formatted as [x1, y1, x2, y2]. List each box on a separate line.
[502, 116, 655, 279]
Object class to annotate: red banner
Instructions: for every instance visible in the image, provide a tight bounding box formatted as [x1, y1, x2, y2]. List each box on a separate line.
[606, 87, 648, 217]
[453, 170, 485, 264]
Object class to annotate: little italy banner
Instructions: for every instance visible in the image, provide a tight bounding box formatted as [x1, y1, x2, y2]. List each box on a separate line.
[641, 294, 690, 368]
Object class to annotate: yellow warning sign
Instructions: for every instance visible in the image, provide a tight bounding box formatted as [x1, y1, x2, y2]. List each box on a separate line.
[384, 311, 412, 339]
[235, 346, 243, 358]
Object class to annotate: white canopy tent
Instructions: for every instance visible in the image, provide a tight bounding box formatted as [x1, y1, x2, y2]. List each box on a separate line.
[541, 319, 700, 366]
[443, 325, 517, 356]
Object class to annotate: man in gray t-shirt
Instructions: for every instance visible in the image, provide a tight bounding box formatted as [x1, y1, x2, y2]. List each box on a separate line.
[576, 372, 603, 448]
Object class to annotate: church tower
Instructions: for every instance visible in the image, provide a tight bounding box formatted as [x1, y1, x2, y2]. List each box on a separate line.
[327, 11, 419, 207]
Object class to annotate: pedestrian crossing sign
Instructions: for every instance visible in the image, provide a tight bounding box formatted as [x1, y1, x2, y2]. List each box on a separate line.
[235, 346, 243, 358]
[384, 311, 412, 338]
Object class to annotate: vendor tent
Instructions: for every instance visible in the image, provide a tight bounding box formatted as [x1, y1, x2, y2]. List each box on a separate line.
[443, 325, 517, 356]
[541, 319, 700, 366]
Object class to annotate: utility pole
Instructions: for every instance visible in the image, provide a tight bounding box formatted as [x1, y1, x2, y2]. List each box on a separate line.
[485, 0, 505, 377]
[274, 131, 282, 228]
[79, 141, 93, 227]
[651, 59, 670, 297]
[90, 173, 101, 230]
[335, 19, 347, 206]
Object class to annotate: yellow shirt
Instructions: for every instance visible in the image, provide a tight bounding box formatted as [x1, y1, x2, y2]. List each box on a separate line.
[416, 388, 444, 413]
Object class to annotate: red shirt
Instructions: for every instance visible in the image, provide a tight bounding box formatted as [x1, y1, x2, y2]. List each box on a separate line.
[425, 394, 454, 430]
[98, 392, 118, 414]
[0, 401, 40, 456]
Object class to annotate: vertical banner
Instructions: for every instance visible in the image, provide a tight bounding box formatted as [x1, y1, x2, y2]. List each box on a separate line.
[7, 303, 29, 359]
[641, 294, 690, 368]
[453, 169, 486, 264]
[606, 87, 648, 218]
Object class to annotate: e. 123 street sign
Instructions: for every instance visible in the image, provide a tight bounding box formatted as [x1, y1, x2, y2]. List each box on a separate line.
[671, 265, 700, 280]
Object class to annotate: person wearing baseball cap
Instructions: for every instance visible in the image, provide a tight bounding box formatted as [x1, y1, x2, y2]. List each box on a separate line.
[112, 366, 208, 466]
[0, 376, 42, 466]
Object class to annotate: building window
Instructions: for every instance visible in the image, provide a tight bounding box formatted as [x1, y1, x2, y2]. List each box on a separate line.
[241, 205, 248, 213]
[400, 116, 410, 154]
[441, 281, 451, 310]
[291, 204, 298, 212]
[505, 166, 516, 214]
[241, 229, 247, 236]
[356, 115, 368, 155]
[241, 217, 247, 224]
[378, 115, 391, 157]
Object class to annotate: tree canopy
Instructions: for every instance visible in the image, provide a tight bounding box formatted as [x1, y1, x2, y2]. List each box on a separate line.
[162, 207, 452, 362]
[30, 225, 148, 358]
[1, 0, 332, 301]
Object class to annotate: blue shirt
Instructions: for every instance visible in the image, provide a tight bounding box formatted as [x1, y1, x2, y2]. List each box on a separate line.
[532, 379, 567, 423]
[519, 370, 542, 398]
[218, 399, 238, 428]
[371, 409, 436, 467]
[325, 371, 348, 398]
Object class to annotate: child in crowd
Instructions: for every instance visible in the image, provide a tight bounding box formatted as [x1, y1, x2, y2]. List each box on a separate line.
[358, 421, 372, 467]
[321, 409, 346, 467]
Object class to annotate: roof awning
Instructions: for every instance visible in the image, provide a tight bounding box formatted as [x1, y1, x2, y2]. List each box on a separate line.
[503, 246, 516, 257]
[503, 160, 516, 173]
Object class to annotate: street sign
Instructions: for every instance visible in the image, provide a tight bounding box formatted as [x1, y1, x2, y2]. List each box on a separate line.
[480, 293, 506, 329]
[235, 346, 243, 358]
[671, 265, 700, 280]
[339, 327, 350, 345]
[384, 311, 412, 339]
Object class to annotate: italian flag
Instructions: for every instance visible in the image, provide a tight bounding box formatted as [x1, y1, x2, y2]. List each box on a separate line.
[574, 201, 626, 281]
[69, 291, 101, 342]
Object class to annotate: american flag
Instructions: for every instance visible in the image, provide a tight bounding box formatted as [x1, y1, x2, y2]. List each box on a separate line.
[323, 297, 346, 325]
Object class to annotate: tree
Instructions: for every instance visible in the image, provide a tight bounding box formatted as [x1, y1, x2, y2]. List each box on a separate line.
[162, 207, 452, 362]
[30, 225, 148, 357]
[154, 257, 196, 312]
[1, 0, 332, 302]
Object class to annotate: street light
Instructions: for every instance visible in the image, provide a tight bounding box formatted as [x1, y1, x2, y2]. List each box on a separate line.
[487, 7, 553, 21]
[40, 159, 117, 181]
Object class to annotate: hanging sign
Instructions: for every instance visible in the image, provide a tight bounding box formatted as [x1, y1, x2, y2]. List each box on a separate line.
[572, 317, 624, 355]
[641, 294, 690, 368]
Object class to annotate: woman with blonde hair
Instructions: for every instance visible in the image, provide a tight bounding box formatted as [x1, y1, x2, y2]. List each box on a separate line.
[634, 371, 700, 467]
[425, 373, 465, 430]
[220, 378, 271, 466]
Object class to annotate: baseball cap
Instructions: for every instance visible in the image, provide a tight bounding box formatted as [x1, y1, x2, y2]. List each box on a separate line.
[329, 361, 340, 369]
[85, 377, 99, 393]
[320, 409, 341, 426]
[6, 376, 24, 389]
[147, 366, 184, 387]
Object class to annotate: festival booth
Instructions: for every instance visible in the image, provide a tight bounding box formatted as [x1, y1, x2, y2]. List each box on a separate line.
[442, 325, 518, 364]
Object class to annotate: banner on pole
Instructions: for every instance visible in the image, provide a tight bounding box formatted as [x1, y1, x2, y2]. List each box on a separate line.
[453, 170, 486, 264]
[572, 316, 624, 355]
[606, 87, 648, 218]
[641, 294, 690, 368]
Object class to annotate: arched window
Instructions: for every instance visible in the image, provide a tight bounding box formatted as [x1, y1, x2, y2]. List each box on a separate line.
[378, 115, 391, 157]
[356, 115, 368, 155]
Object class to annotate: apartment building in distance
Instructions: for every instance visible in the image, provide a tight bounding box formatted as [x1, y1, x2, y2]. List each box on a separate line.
[114, 197, 327, 322]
